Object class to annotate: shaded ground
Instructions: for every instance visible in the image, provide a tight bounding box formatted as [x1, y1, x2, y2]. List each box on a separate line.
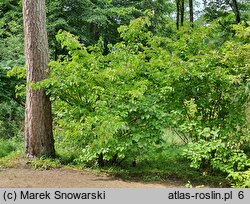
[0, 159, 184, 188]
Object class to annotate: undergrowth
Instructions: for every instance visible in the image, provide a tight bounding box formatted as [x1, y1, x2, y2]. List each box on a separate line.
[0, 136, 229, 187]
[98, 145, 228, 187]
[25, 143, 228, 187]
[0, 136, 23, 158]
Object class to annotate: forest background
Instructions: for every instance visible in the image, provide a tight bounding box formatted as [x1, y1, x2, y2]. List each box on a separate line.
[0, 0, 250, 187]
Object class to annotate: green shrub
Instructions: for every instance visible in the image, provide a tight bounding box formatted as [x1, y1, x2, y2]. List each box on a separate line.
[179, 23, 250, 187]
[228, 169, 250, 188]
[43, 17, 168, 166]
[41, 17, 250, 188]
[0, 101, 24, 139]
[0, 137, 23, 158]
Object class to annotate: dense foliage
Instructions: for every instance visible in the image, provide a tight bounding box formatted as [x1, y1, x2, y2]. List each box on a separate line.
[1, 0, 250, 187]
[46, 0, 174, 59]
[0, 0, 24, 138]
[43, 18, 168, 166]
[38, 14, 250, 186]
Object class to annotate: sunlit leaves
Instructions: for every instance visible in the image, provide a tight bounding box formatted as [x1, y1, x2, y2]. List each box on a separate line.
[46, 15, 250, 186]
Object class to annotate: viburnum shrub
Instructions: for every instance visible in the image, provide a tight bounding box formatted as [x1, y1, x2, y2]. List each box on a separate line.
[42, 17, 169, 166]
[41, 16, 250, 187]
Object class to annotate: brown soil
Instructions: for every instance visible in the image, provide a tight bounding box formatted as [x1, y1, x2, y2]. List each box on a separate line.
[0, 159, 183, 188]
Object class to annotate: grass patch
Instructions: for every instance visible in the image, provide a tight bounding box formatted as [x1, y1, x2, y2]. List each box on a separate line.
[27, 150, 78, 170]
[27, 157, 62, 170]
[0, 151, 23, 168]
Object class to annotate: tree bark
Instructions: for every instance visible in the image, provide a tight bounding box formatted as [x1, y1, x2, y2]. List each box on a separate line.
[180, 0, 185, 27]
[189, 0, 194, 27]
[23, 0, 55, 157]
[230, 0, 241, 23]
[176, 0, 180, 30]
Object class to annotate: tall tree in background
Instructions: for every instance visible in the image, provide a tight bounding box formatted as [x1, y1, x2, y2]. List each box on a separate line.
[176, 0, 186, 30]
[204, 0, 243, 23]
[229, 0, 241, 23]
[180, 0, 185, 27]
[176, 0, 180, 30]
[189, 0, 194, 27]
[22, 0, 55, 157]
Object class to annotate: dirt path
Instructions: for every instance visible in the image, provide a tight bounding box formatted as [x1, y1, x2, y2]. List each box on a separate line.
[0, 160, 183, 188]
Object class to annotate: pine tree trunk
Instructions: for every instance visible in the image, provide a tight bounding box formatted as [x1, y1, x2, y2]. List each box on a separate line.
[23, 0, 55, 157]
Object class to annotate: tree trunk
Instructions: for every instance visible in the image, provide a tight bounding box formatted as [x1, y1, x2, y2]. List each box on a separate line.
[230, 0, 241, 23]
[176, 0, 180, 30]
[180, 0, 185, 27]
[189, 0, 194, 27]
[23, 0, 55, 157]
